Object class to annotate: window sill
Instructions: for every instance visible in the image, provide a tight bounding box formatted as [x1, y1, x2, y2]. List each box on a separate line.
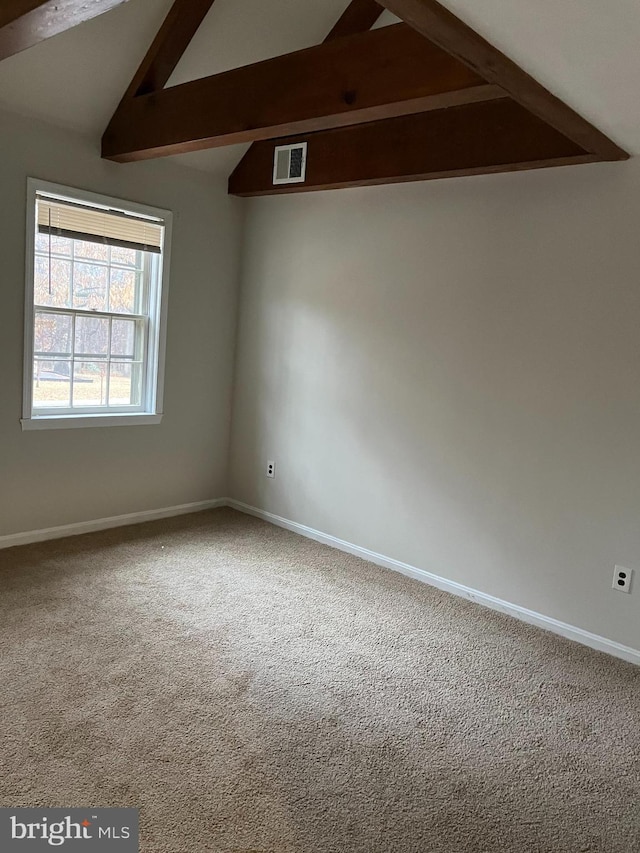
[21, 413, 163, 431]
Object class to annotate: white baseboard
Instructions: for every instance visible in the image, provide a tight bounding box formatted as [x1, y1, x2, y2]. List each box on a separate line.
[0, 499, 226, 551]
[227, 499, 640, 667]
[3, 495, 638, 667]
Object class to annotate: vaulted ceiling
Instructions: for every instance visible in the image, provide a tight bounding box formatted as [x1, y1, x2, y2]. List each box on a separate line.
[0, 0, 638, 181]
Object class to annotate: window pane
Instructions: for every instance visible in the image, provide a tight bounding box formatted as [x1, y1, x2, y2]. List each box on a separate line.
[33, 359, 71, 408]
[34, 257, 71, 308]
[34, 312, 72, 356]
[74, 316, 109, 358]
[111, 246, 139, 268]
[109, 268, 139, 314]
[36, 233, 72, 256]
[111, 318, 136, 358]
[74, 240, 109, 262]
[109, 362, 142, 406]
[73, 361, 107, 407]
[73, 262, 108, 312]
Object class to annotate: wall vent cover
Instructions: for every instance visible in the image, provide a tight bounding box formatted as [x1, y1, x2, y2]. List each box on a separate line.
[273, 142, 307, 185]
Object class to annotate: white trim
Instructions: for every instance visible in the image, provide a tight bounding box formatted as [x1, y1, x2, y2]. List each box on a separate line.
[0, 499, 226, 550]
[226, 499, 640, 667]
[23, 178, 37, 422]
[29, 178, 171, 223]
[3, 493, 637, 667]
[21, 413, 163, 430]
[153, 213, 172, 416]
[272, 142, 307, 185]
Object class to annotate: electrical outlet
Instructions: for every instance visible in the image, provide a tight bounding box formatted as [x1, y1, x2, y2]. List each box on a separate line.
[612, 565, 634, 594]
[266, 461, 275, 479]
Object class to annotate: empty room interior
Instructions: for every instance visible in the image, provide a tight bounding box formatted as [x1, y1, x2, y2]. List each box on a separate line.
[1, 0, 639, 850]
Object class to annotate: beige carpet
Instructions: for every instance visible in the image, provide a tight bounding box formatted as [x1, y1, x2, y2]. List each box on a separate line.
[1, 508, 638, 852]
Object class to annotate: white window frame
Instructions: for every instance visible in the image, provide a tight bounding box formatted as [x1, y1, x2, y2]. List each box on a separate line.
[21, 179, 173, 431]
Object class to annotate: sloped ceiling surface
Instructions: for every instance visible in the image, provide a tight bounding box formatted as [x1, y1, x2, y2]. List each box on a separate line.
[0, 0, 637, 175]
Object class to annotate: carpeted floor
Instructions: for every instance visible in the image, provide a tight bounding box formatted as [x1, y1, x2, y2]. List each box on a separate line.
[0, 508, 638, 852]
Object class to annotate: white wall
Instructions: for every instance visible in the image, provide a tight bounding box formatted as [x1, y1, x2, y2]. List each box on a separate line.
[229, 159, 640, 650]
[0, 109, 243, 536]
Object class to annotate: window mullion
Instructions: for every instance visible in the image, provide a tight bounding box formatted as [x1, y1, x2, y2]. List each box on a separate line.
[33, 305, 147, 322]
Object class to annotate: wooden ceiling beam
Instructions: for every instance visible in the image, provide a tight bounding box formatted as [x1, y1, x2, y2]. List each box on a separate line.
[233, 0, 385, 184]
[228, 99, 597, 196]
[0, 2, 49, 30]
[0, 0, 131, 61]
[326, 0, 384, 41]
[121, 0, 217, 100]
[228, 0, 624, 195]
[375, 0, 628, 161]
[102, 23, 505, 162]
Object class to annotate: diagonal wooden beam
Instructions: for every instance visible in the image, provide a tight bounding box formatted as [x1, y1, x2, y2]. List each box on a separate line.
[0, 0, 131, 61]
[233, 0, 384, 184]
[375, 0, 628, 161]
[122, 0, 216, 99]
[228, 99, 597, 197]
[103, 23, 505, 162]
[326, 0, 383, 41]
[106, 0, 217, 154]
[0, 2, 49, 29]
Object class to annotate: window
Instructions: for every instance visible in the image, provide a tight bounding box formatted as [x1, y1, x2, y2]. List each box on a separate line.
[22, 179, 172, 430]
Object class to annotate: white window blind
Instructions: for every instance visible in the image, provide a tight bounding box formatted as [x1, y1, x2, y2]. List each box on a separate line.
[37, 195, 164, 254]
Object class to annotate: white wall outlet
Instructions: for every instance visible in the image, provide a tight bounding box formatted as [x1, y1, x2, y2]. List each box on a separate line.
[266, 461, 275, 479]
[612, 565, 634, 593]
